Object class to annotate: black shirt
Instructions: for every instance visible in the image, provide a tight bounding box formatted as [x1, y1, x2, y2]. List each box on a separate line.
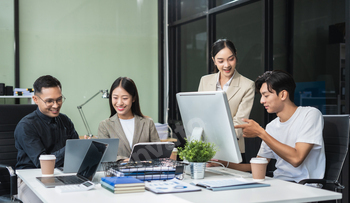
[14, 108, 79, 169]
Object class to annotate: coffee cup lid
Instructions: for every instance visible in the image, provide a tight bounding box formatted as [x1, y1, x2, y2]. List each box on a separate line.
[250, 157, 268, 164]
[39, 154, 56, 160]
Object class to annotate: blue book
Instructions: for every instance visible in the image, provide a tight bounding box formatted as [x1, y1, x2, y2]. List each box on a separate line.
[101, 176, 145, 188]
[100, 181, 115, 190]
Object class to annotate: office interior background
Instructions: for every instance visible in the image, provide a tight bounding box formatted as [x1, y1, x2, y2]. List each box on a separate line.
[0, 0, 349, 202]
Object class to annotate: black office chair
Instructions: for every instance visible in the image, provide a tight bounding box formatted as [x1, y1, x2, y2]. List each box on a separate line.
[0, 104, 37, 202]
[0, 165, 21, 203]
[299, 115, 350, 192]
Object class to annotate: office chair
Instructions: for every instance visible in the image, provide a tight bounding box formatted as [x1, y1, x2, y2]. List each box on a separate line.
[299, 115, 350, 192]
[0, 165, 22, 203]
[0, 104, 37, 202]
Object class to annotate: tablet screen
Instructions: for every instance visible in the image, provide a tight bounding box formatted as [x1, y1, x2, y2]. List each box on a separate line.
[129, 142, 174, 162]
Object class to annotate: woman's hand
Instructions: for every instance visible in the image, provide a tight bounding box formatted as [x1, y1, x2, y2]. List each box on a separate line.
[83, 135, 92, 139]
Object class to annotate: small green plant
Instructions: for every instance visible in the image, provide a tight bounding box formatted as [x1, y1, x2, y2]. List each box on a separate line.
[178, 139, 217, 162]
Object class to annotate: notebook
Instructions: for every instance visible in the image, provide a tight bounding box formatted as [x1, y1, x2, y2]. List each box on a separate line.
[36, 141, 108, 188]
[129, 142, 174, 162]
[62, 138, 119, 173]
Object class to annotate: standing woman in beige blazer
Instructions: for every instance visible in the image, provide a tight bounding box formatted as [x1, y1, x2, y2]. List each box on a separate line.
[98, 77, 160, 161]
[198, 39, 255, 163]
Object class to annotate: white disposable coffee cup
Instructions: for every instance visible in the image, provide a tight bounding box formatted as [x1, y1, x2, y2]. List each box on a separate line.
[39, 154, 56, 176]
[250, 157, 268, 181]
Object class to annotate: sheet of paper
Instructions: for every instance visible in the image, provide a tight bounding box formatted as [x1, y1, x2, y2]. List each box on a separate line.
[146, 179, 201, 194]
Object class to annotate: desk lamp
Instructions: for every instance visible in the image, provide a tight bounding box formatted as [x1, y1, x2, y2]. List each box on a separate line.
[77, 89, 109, 137]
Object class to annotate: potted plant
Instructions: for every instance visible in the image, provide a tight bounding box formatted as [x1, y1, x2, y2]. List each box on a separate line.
[178, 139, 217, 179]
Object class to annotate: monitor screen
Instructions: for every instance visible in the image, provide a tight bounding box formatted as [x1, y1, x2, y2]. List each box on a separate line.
[176, 91, 242, 163]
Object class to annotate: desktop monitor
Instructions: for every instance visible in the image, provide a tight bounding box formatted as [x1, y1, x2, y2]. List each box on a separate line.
[176, 91, 242, 163]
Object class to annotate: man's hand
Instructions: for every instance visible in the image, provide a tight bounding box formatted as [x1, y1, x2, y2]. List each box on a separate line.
[235, 118, 265, 138]
[206, 159, 222, 167]
[83, 135, 92, 139]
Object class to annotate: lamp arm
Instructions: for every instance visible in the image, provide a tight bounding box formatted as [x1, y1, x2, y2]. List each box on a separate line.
[77, 106, 93, 137]
[77, 90, 103, 108]
[77, 90, 104, 137]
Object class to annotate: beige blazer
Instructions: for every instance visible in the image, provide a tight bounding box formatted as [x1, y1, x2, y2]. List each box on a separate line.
[97, 114, 160, 160]
[198, 71, 255, 153]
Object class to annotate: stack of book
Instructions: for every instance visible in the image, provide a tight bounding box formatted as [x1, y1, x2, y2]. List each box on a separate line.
[100, 176, 145, 194]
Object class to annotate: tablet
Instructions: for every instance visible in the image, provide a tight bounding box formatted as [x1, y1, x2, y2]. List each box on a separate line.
[129, 142, 175, 162]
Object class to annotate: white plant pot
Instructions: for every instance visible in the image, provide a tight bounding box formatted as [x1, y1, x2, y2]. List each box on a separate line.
[190, 162, 206, 179]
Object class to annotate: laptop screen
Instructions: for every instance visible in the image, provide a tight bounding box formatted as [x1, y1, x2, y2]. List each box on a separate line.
[77, 141, 108, 180]
[63, 138, 119, 173]
[129, 142, 174, 162]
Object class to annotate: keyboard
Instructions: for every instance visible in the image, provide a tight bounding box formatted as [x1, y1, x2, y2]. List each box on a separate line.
[56, 176, 86, 185]
[206, 167, 252, 178]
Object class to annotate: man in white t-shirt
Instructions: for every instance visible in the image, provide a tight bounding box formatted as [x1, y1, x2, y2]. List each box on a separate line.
[234, 70, 325, 182]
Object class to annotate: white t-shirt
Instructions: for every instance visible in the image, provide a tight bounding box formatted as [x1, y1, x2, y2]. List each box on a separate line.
[119, 117, 135, 149]
[257, 106, 325, 182]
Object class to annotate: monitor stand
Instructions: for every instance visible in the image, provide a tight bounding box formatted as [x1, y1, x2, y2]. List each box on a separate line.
[184, 127, 204, 175]
[189, 127, 203, 141]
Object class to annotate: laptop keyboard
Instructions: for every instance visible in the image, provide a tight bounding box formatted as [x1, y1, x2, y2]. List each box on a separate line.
[56, 176, 86, 184]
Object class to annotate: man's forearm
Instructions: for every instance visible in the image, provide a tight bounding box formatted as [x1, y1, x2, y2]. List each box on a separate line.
[258, 131, 310, 167]
[227, 162, 251, 172]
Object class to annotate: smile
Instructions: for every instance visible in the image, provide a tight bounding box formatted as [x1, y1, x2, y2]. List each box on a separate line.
[50, 108, 60, 114]
[117, 106, 126, 111]
[223, 68, 231, 72]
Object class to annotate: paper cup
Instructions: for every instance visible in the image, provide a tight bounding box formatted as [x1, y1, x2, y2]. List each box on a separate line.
[250, 157, 268, 181]
[170, 148, 178, 160]
[39, 154, 56, 176]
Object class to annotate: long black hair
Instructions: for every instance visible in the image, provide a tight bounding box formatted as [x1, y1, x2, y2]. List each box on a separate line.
[109, 77, 144, 118]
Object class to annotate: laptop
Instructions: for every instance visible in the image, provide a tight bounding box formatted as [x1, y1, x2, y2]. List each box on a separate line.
[62, 138, 119, 173]
[36, 141, 108, 188]
[129, 142, 174, 162]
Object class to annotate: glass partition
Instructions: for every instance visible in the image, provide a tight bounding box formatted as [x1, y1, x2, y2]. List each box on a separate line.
[292, 0, 345, 114]
[170, 0, 207, 21]
[0, 0, 15, 103]
[180, 19, 207, 92]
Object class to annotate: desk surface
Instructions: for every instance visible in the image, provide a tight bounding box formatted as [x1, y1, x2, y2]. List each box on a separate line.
[16, 168, 342, 203]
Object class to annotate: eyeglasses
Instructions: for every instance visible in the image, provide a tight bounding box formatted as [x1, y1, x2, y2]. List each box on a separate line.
[36, 95, 66, 107]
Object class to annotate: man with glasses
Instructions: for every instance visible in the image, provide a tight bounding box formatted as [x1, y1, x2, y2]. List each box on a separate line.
[15, 75, 79, 169]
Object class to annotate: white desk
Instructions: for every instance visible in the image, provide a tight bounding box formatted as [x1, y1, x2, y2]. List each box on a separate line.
[16, 168, 342, 203]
